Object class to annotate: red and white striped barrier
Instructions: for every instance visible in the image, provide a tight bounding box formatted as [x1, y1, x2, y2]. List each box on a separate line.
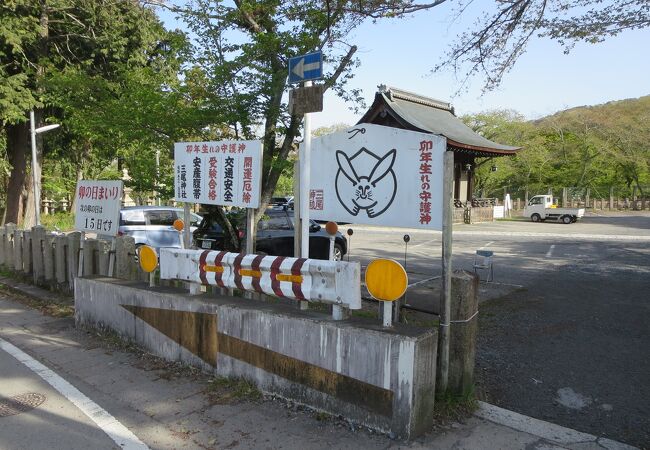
[159, 249, 361, 309]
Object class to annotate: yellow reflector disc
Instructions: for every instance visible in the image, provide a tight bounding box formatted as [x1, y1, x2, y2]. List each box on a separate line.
[139, 245, 158, 273]
[365, 259, 408, 302]
[173, 218, 184, 231]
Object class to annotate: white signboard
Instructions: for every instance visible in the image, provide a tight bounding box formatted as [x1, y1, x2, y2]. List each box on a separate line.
[308, 124, 446, 230]
[74, 180, 123, 236]
[174, 140, 262, 208]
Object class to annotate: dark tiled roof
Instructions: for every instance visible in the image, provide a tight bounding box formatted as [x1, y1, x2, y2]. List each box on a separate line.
[357, 86, 520, 155]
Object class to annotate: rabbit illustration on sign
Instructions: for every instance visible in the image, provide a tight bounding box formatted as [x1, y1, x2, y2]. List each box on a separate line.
[335, 148, 397, 218]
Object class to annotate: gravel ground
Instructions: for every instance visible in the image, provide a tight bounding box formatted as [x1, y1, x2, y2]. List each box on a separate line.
[474, 241, 650, 449]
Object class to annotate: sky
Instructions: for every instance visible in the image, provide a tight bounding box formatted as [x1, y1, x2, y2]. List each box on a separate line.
[157, 3, 650, 130]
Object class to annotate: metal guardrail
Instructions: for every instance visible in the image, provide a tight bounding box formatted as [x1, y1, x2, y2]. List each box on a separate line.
[159, 248, 362, 309]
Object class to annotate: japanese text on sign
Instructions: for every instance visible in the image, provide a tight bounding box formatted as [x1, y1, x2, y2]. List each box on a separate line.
[174, 140, 262, 208]
[307, 124, 445, 230]
[419, 140, 433, 225]
[74, 180, 123, 236]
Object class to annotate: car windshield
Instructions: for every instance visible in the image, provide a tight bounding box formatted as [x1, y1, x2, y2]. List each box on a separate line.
[198, 216, 224, 232]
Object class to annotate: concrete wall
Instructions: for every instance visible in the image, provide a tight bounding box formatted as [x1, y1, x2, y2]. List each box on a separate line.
[75, 277, 438, 439]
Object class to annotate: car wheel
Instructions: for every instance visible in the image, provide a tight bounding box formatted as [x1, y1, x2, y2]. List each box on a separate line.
[333, 244, 343, 261]
[561, 215, 572, 224]
[531, 213, 541, 223]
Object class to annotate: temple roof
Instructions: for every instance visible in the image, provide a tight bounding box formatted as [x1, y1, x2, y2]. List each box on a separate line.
[357, 86, 521, 157]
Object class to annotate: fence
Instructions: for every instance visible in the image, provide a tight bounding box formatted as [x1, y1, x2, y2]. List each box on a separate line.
[0, 223, 147, 293]
[159, 248, 361, 309]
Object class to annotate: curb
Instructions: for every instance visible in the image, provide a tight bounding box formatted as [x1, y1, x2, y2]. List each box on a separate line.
[476, 401, 639, 450]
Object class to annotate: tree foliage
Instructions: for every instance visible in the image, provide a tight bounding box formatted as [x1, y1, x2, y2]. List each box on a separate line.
[464, 96, 650, 199]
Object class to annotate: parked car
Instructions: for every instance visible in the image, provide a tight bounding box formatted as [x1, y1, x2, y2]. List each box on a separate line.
[193, 209, 347, 260]
[115, 206, 202, 250]
[270, 196, 294, 209]
[523, 195, 585, 224]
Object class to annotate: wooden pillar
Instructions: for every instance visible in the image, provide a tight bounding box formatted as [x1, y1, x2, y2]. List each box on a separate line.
[448, 270, 479, 395]
[585, 188, 590, 208]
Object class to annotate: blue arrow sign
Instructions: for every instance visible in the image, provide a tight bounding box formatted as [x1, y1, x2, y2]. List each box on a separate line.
[288, 51, 323, 83]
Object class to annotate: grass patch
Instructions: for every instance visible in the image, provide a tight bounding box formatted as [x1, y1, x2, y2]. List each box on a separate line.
[433, 386, 478, 423]
[41, 212, 75, 231]
[399, 309, 439, 327]
[206, 376, 262, 404]
[351, 309, 377, 319]
[314, 411, 332, 422]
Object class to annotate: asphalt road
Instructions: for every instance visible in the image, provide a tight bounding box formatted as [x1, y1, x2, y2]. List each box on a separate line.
[346, 212, 650, 448]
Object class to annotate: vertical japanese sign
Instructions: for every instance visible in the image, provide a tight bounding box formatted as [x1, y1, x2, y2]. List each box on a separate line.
[173, 140, 262, 208]
[74, 180, 123, 236]
[307, 124, 446, 230]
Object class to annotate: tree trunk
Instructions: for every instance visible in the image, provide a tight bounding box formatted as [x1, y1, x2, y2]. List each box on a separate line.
[4, 122, 30, 225]
[23, 110, 44, 228]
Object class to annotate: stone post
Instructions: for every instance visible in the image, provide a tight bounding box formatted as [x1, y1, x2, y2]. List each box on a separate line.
[609, 187, 614, 210]
[3, 223, 16, 269]
[97, 239, 111, 276]
[0, 228, 5, 267]
[13, 230, 23, 272]
[83, 238, 98, 276]
[31, 225, 46, 284]
[22, 230, 32, 275]
[43, 232, 55, 282]
[55, 235, 67, 286]
[66, 231, 81, 288]
[447, 270, 479, 396]
[115, 236, 138, 280]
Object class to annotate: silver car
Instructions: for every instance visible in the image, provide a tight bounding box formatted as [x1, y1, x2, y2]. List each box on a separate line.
[117, 206, 202, 250]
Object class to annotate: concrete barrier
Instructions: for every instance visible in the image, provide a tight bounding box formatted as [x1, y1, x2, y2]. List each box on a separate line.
[160, 249, 362, 309]
[75, 277, 437, 439]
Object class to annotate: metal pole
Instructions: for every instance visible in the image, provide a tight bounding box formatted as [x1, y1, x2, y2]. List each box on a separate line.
[155, 149, 161, 206]
[245, 208, 254, 254]
[382, 302, 392, 327]
[183, 203, 191, 248]
[293, 160, 301, 257]
[329, 234, 346, 320]
[300, 81, 312, 259]
[438, 150, 454, 393]
[30, 110, 41, 226]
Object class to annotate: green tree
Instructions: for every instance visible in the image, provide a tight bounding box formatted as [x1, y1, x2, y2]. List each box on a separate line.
[0, 0, 180, 225]
[155, 1, 455, 248]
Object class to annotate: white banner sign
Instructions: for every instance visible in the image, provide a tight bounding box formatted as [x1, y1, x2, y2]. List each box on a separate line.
[174, 140, 262, 208]
[308, 124, 446, 230]
[74, 180, 123, 236]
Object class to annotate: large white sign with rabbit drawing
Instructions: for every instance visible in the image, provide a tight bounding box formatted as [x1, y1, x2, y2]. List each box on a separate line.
[307, 124, 446, 230]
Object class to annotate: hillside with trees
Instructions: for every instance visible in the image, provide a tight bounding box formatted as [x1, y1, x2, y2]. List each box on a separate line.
[463, 95, 650, 201]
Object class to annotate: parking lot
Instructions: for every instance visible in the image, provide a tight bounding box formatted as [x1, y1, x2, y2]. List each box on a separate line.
[346, 212, 650, 448]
